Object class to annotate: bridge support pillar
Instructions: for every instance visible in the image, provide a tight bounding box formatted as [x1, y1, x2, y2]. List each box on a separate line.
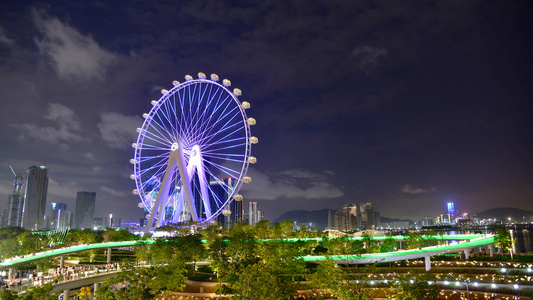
[424, 255, 431, 271]
[94, 282, 100, 297]
[63, 289, 70, 299]
[60, 255, 65, 268]
[464, 249, 470, 260]
[8, 268, 12, 281]
[107, 248, 112, 263]
[489, 244, 494, 257]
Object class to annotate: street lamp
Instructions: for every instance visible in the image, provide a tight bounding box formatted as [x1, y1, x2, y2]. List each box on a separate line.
[464, 279, 471, 300]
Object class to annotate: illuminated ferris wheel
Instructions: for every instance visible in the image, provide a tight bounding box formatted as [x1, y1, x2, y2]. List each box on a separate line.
[130, 73, 257, 232]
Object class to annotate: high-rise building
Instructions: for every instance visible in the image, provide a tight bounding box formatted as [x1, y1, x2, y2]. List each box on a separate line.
[0, 209, 7, 227]
[231, 197, 243, 224]
[22, 165, 49, 230]
[343, 203, 358, 231]
[7, 174, 25, 227]
[359, 202, 374, 230]
[57, 210, 73, 230]
[49, 202, 68, 230]
[75, 192, 96, 229]
[248, 202, 258, 226]
[94, 217, 105, 230]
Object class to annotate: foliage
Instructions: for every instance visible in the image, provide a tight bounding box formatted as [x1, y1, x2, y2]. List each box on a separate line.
[97, 262, 187, 299]
[20, 283, 59, 300]
[404, 230, 424, 249]
[380, 234, 398, 253]
[0, 287, 18, 300]
[101, 228, 138, 242]
[494, 227, 517, 259]
[389, 269, 440, 300]
[307, 260, 376, 299]
[64, 229, 103, 246]
[76, 286, 91, 300]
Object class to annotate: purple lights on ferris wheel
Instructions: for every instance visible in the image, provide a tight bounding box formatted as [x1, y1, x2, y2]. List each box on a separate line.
[130, 73, 257, 232]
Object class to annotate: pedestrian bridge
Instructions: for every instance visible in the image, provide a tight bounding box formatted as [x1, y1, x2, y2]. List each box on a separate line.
[1, 233, 496, 271]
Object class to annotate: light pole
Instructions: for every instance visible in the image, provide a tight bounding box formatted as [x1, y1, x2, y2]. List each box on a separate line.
[464, 279, 471, 300]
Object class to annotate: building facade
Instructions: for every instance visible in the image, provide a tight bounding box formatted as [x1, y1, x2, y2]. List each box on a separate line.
[22, 165, 49, 230]
[75, 191, 96, 229]
[7, 174, 25, 227]
[248, 201, 258, 226]
[49, 202, 70, 230]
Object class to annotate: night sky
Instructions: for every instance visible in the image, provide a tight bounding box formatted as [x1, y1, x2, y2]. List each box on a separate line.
[0, 1, 531, 224]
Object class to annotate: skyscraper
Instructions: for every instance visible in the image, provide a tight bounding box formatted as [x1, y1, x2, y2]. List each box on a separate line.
[7, 174, 25, 227]
[359, 202, 374, 230]
[50, 202, 68, 230]
[22, 165, 49, 230]
[248, 201, 258, 226]
[75, 191, 96, 229]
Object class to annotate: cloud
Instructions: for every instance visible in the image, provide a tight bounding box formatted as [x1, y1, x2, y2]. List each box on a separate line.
[241, 168, 344, 200]
[0, 26, 15, 46]
[98, 112, 143, 149]
[400, 184, 435, 194]
[32, 9, 116, 81]
[100, 185, 128, 198]
[10, 103, 89, 150]
[352, 45, 388, 71]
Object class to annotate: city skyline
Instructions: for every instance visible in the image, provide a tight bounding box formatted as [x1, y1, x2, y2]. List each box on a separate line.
[0, 1, 531, 223]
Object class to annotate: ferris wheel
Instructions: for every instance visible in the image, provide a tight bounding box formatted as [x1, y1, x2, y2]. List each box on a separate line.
[130, 73, 257, 233]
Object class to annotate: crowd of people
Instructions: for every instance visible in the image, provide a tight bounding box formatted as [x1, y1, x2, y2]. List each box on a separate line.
[0, 263, 122, 293]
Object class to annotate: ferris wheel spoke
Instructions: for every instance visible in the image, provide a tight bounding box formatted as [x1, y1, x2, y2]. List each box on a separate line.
[206, 160, 243, 178]
[197, 88, 228, 137]
[197, 96, 237, 140]
[202, 128, 246, 149]
[197, 113, 242, 147]
[158, 101, 180, 138]
[142, 130, 174, 147]
[201, 123, 245, 149]
[204, 138, 246, 153]
[144, 117, 176, 145]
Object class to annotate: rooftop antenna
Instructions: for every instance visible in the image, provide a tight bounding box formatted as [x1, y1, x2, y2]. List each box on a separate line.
[9, 165, 17, 177]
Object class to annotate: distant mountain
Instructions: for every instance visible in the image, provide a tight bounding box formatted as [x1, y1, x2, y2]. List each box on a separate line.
[474, 207, 533, 221]
[272, 209, 413, 229]
[273, 209, 329, 229]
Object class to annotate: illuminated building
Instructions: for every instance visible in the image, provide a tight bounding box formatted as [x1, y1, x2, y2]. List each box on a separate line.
[447, 202, 455, 220]
[22, 165, 49, 230]
[50, 202, 68, 229]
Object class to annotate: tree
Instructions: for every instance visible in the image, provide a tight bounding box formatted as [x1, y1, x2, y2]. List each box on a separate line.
[97, 262, 187, 299]
[76, 286, 91, 300]
[0, 287, 18, 300]
[307, 259, 373, 300]
[221, 239, 306, 299]
[494, 227, 517, 260]
[21, 283, 60, 300]
[391, 269, 439, 300]
[253, 220, 271, 239]
[380, 234, 397, 253]
[102, 228, 138, 242]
